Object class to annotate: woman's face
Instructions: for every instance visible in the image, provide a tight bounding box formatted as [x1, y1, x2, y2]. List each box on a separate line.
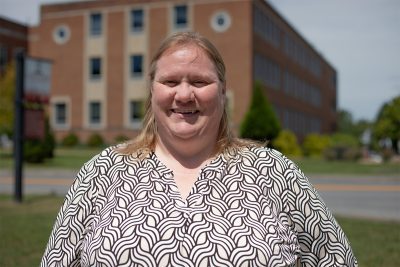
[152, 44, 225, 143]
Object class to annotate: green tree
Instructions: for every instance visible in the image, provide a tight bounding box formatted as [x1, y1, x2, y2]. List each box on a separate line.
[272, 130, 302, 156]
[337, 109, 371, 140]
[373, 96, 400, 153]
[337, 109, 354, 134]
[0, 62, 15, 136]
[240, 82, 280, 142]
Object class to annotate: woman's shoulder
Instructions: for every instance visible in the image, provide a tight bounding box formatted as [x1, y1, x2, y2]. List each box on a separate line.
[83, 143, 141, 169]
[237, 145, 297, 168]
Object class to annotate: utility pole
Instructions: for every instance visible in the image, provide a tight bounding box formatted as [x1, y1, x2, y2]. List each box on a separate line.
[14, 51, 25, 203]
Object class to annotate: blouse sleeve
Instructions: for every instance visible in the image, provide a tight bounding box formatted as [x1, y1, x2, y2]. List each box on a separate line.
[40, 157, 99, 267]
[283, 158, 358, 266]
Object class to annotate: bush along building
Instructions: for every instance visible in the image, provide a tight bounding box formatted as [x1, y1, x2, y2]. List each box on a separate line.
[28, 0, 337, 144]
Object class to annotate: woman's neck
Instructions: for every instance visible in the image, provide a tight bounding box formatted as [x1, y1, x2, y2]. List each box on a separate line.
[155, 136, 215, 171]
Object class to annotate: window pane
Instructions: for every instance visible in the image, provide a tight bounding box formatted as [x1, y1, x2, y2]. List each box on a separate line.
[90, 13, 102, 36]
[131, 9, 144, 32]
[89, 102, 101, 124]
[174, 5, 187, 27]
[55, 103, 66, 124]
[130, 101, 143, 121]
[90, 57, 101, 79]
[130, 55, 143, 77]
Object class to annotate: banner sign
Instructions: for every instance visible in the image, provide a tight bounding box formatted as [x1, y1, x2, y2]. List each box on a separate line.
[24, 57, 52, 103]
[24, 108, 45, 139]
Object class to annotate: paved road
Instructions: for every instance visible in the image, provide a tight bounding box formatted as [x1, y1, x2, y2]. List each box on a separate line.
[308, 175, 400, 221]
[1, 169, 399, 221]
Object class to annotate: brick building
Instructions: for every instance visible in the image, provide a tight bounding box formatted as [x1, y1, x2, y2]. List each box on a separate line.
[0, 16, 28, 76]
[29, 0, 337, 143]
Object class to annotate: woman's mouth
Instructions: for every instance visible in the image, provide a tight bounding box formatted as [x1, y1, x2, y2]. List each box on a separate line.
[171, 109, 199, 115]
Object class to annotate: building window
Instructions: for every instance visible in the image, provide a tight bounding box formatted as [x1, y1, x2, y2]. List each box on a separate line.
[89, 101, 101, 124]
[253, 7, 280, 48]
[131, 9, 144, 32]
[90, 13, 102, 36]
[0, 45, 7, 73]
[54, 103, 67, 125]
[130, 55, 143, 77]
[130, 100, 143, 128]
[53, 25, 71, 44]
[253, 53, 280, 89]
[210, 11, 232, 33]
[90, 57, 101, 79]
[174, 5, 188, 28]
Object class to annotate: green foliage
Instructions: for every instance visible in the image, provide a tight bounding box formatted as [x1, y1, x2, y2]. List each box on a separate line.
[86, 133, 104, 147]
[43, 119, 56, 158]
[373, 96, 400, 153]
[324, 133, 361, 161]
[240, 82, 280, 142]
[61, 132, 79, 147]
[337, 109, 371, 141]
[0, 62, 15, 136]
[302, 133, 331, 157]
[24, 139, 46, 163]
[272, 130, 302, 156]
[23, 117, 55, 163]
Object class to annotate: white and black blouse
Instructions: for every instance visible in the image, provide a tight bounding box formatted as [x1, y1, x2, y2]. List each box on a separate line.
[41, 146, 358, 266]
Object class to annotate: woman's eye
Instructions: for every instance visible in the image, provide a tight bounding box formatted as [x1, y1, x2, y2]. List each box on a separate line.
[163, 81, 178, 87]
[192, 81, 208, 88]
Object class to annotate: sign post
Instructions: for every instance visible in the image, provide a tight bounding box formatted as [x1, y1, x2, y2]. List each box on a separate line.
[13, 53, 52, 203]
[14, 51, 25, 203]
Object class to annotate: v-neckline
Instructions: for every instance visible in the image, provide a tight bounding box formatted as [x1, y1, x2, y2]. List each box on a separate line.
[150, 152, 222, 203]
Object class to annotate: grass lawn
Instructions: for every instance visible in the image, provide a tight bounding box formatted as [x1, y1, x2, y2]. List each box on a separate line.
[0, 147, 103, 170]
[0, 195, 399, 266]
[0, 195, 64, 266]
[1, 146, 399, 175]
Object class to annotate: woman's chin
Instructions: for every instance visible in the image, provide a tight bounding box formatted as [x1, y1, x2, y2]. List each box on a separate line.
[170, 128, 199, 140]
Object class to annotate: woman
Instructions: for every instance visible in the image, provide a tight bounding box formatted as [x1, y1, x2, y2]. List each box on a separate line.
[41, 32, 358, 266]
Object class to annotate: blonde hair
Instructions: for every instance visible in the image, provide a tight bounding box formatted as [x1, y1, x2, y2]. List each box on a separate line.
[119, 32, 259, 157]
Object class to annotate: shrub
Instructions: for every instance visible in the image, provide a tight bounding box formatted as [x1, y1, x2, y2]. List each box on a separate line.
[43, 119, 55, 158]
[302, 134, 331, 157]
[272, 130, 302, 156]
[23, 117, 55, 163]
[24, 139, 46, 163]
[61, 132, 79, 147]
[86, 133, 104, 147]
[240, 81, 280, 142]
[324, 133, 361, 161]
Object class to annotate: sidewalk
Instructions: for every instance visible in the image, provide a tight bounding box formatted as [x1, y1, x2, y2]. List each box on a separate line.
[0, 168, 77, 195]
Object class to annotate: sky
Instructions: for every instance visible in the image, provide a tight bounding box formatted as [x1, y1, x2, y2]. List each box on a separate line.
[1, 0, 399, 121]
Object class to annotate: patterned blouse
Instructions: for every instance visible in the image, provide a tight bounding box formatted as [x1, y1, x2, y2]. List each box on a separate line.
[41, 146, 358, 266]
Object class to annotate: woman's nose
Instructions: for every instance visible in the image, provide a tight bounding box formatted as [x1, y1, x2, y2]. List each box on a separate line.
[175, 82, 194, 102]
